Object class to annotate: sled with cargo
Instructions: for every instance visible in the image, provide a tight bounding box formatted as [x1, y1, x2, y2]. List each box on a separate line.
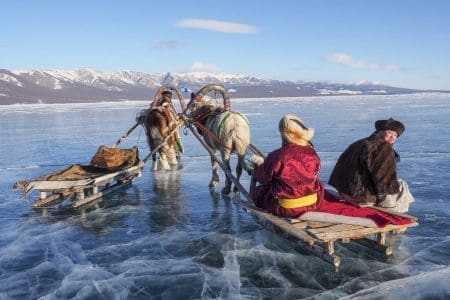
[184, 84, 419, 268]
[13, 85, 186, 209]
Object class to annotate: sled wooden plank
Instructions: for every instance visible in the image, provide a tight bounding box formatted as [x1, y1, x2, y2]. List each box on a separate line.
[306, 221, 337, 229]
[293, 221, 308, 229]
[311, 222, 418, 241]
[307, 223, 366, 235]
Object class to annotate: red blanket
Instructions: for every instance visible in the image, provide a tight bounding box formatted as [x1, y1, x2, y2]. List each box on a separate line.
[317, 191, 413, 228]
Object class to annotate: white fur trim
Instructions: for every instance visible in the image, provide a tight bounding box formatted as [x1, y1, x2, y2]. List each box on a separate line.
[279, 114, 314, 145]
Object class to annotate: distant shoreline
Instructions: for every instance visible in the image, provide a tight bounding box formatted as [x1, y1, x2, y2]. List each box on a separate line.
[1, 92, 449, 107]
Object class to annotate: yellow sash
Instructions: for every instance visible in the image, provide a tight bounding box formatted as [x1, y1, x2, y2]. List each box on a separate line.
[277, 193, 318, 209]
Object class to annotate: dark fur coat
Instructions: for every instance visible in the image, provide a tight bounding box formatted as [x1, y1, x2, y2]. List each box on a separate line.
[328, 133, 400, 204]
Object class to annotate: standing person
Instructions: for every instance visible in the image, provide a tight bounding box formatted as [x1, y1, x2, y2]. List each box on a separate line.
[151, 90, 175, 109]
[328, 118, 414, 213]
[251, 114, 324, 218]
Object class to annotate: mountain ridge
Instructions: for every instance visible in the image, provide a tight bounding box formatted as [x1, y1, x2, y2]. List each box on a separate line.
[0, 68, 437, 105]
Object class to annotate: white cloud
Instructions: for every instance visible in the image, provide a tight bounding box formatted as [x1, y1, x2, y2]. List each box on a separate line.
[327, 53, 400, 72]
[178, 61, 221, 73]
[383, 64, 400, 72]
[174, 18, 259, 34]
[151, 40, 182, 50]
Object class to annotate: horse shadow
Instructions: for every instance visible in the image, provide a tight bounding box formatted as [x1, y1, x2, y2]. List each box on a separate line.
[147, 170, 187, 232]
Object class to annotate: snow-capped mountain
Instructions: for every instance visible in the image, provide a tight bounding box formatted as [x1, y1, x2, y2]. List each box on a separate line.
[0, 68, 423, 105]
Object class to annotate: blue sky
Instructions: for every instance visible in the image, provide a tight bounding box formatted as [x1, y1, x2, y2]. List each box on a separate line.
[1, 0, 449, 90]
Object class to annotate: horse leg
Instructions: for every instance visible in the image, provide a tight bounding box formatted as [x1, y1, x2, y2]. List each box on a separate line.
[233, 155, 245, 192]
[167, 146, 178, 167]
[159, 147, 171, 171]
[220, 150, 232, 195]
[151, 152, 158, 171]
[209, 150, 220, 188]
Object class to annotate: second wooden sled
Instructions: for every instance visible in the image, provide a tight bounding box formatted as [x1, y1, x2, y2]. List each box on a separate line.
[232, 196, 418, 268]
[14, 164, 143, 209]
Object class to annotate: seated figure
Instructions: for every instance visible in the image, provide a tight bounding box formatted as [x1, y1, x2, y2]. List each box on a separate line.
[328, 118, 414, 213]
[251, 114, 324, 218]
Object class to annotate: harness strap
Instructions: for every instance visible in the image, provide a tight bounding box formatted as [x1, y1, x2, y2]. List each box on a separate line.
[277, 193, 318, 209]
[194, 121, 232, 152]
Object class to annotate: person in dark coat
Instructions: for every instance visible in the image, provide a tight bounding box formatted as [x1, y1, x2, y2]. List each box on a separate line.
[328, 118, 414, 213]
[251, 114, 324, 218]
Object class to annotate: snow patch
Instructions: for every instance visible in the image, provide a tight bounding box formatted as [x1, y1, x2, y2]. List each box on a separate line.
[0, 73, 23, 87]
[319, 89, 362, 95]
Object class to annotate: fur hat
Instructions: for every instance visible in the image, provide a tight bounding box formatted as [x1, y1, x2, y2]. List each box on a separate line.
[375, 118, 405, 137]
[278, 114, 314, 146]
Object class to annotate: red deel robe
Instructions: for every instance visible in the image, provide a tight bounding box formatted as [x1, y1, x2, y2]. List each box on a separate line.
[252, 143, 324, 218]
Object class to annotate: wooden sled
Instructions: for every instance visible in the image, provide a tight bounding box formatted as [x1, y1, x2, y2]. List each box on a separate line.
[14, 164, 143, 209]
[186, 119, 419, 268]
[233, 196, 418, 268]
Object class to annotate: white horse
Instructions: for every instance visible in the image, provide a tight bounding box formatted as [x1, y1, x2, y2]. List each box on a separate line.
[188, 85, 252, 194]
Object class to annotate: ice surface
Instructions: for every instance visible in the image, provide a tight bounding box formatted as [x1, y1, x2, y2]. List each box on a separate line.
[1, 93, 449, 299]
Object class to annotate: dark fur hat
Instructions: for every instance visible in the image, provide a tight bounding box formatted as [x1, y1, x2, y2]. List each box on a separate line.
[375, 118, 405, 136]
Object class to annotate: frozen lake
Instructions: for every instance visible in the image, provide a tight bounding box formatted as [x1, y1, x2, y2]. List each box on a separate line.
[1, 93, 449, 299]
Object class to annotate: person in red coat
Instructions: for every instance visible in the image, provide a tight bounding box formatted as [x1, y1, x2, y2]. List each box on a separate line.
[251, 114, 324, 218]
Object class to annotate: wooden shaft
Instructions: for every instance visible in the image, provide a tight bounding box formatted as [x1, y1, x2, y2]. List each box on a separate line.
[187, 123, 251, 200]
[248, 143, 266, 158]
[111, 123, 140, 148]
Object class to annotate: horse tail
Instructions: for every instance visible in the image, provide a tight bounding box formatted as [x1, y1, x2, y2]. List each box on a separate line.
[230, 112, 252, 173]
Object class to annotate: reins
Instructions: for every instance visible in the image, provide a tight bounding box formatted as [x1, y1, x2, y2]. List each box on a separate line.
[193, 119, 233, 152]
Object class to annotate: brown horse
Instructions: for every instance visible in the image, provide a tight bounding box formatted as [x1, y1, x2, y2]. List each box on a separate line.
[138, 106, 180, 171]
[137, 85, 186, 171]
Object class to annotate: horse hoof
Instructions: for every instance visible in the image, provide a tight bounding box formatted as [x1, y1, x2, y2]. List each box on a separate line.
[209, 180, 219, 188]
